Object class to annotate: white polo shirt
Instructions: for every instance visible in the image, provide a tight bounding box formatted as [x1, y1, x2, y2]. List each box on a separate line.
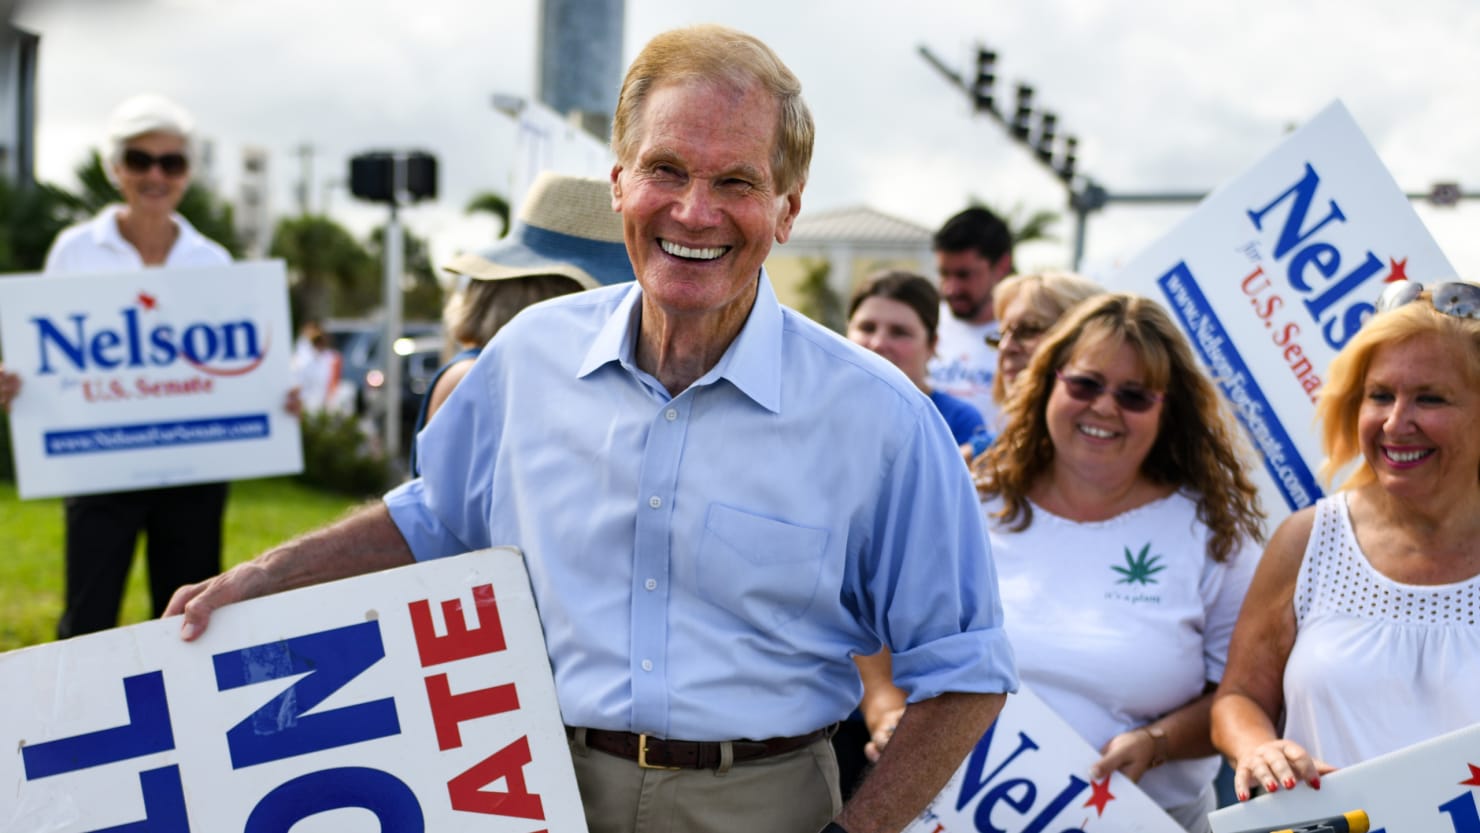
[44, 204, 230, 274]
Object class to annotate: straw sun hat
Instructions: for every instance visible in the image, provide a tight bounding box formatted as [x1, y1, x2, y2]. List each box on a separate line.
[443, 171, 635, 289]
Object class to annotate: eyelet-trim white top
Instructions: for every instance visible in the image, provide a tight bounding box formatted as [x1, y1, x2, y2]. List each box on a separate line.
[1283, 493, 1480, 768]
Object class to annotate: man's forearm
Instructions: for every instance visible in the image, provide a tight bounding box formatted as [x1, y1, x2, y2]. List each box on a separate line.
[259, 502, 417, 592]
[837, 690, 1006, 833]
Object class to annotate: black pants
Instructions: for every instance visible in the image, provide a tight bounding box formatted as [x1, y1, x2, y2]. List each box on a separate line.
[58, 482, 228, 639]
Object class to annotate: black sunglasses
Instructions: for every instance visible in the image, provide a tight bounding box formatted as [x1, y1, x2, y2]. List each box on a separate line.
[985, 321, 1049, 349]
[1054, 370, 1163, 413]
[122, 148, 189, 177]
[1375, 279, 1480, 320]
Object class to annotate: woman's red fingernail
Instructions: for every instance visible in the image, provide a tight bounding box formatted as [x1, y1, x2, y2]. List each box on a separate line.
[1237, 791, 1249, 802]
[1266, 780, 1278, 792]
[1284, 777, 1296, 789]
[1310, 777, 1321, 790]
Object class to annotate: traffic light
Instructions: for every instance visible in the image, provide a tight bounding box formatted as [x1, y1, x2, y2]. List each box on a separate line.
[973, 48, 997, 114]
[349, 151, 438, 205]
[1011, 84, 1034, 140]
[1035, 111, 1057, 164]
[1059, 136, 1078, 182]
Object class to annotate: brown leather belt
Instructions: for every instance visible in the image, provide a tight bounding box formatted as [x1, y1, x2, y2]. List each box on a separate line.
[569, 724, 837, 770]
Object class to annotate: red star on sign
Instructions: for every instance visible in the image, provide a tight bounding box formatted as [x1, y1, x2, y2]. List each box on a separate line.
[1083, 775, 1115, 816]
[1383, 257, 1409, 283]
[1461, 763, 1480, 787]
[137, 292, 157, 310]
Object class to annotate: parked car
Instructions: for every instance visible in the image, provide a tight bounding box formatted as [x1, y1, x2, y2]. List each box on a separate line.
[322, 318, 443, 458]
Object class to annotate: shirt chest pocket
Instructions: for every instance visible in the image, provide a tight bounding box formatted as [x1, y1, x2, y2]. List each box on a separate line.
[696, 503, 829, 630]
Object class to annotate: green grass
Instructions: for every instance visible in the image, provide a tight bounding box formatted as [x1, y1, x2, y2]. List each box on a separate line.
[0, 477, 364, 652]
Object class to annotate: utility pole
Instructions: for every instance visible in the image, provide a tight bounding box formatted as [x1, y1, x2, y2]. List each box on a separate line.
[294, 143, 314, 215]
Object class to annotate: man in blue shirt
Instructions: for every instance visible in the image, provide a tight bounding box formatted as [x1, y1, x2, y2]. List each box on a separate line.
[169, 24, 1017, 833]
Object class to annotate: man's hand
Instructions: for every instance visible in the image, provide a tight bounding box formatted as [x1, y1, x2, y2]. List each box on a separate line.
[0, 368, 20, 412]
[166, 561, 276, 641]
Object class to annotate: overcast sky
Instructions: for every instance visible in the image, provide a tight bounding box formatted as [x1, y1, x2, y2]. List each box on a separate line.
[12, 0, 1480, 281]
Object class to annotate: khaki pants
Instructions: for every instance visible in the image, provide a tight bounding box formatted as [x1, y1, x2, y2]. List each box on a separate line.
[569, 733, 842, 833]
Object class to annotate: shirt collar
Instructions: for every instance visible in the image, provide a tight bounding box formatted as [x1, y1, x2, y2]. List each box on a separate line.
[577, 269, 784, 414]
[90, 204, 199, 257]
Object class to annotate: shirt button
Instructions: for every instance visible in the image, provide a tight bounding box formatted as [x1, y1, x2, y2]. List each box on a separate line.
[665, 408, 678, 421]
[644, 578, 657, 590]
[641, 659, 654, 672]
[649, 496, 662, 509]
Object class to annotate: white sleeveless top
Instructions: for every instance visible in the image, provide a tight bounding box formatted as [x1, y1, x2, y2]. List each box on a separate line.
[1283, 494, 1480, 768]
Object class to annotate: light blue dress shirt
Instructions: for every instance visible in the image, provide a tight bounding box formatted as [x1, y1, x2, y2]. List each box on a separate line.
[385, 272, 1017, 741]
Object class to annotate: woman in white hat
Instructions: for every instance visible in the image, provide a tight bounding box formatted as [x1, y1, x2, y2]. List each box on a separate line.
[1, 94, 236, 638]
[408, 172, 636, 473]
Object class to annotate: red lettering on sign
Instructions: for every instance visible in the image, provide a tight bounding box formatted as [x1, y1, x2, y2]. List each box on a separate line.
[425, 674, 521, 751]
[448, 735, 546, 821]
[408, 583, 507, 667]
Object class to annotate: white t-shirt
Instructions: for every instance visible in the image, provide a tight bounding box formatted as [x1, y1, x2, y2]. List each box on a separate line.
[1283, 494, 1480, 768]
[44, 204, 230, 274]
[985, 491, 1259, 811]
[929, 304, 999, 428]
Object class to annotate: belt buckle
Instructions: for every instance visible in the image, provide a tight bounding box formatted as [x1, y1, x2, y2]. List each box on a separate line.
[636, 733, 681, 770]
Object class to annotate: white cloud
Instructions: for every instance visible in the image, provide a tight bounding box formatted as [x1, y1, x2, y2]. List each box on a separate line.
[14, 0, 1480, 278]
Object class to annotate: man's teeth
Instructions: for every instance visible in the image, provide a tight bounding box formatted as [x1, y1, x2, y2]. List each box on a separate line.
[1079, 424, 1115, 439]
[661, 240, 727, 260]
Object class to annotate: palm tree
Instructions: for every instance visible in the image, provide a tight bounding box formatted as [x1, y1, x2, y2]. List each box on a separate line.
[969, 197, 1060, 246]
[270, 215, 374, 325]
[465, 190, 511, 239]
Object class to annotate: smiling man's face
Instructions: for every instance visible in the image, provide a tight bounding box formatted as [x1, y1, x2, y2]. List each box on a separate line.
[611, 78, 801, 322]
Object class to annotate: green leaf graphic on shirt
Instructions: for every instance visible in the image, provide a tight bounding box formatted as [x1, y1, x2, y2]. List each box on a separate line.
[1112, 543, 1165, 585]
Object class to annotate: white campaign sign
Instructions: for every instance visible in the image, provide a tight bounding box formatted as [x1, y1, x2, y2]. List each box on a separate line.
[1107, 100, 1454, 530]
[0, 548, 586, 833]
[0, 261, 303, 498]
[905, 685, 1182, 833]
[1209, 723, 1480, 833]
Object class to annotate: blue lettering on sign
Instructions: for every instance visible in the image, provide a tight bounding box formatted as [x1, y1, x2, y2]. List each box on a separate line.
[1158, 262, 1322, 512]
[213, 620, 401, 769]
[84, 766, 191, 833]
[244, 767, 423, 833]
[1245, 162, 1387, 350]
[1441, 792, 1480, 833]
[953, 719, 1090, 833]
[32, 307, 262, 375]
[21, 671, 175, 779]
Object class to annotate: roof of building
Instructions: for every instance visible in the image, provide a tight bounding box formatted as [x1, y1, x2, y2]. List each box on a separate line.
[782, 205, 934, 247]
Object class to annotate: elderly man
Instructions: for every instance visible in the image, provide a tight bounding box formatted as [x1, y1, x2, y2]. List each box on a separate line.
[168, 24, 1016, 833]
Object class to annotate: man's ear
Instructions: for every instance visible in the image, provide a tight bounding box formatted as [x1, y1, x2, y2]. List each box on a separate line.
[991, 251, 1014, 279]
[773, 187, 803, 245]
[610, 164, 624, 210]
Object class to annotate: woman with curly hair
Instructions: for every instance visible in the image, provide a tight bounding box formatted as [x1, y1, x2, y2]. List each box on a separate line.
[864, 293, 1264, 831]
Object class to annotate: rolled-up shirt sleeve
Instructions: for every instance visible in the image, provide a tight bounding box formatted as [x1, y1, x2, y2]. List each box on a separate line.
[858, 400, 1019, 702]
[383, 350, 501, 561]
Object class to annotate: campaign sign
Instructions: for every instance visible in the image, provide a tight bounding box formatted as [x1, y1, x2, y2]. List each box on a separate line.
[0, 547, 587, 833]
[0, 261, 303, 499]
[1108, 101, 1454, 527]
[905, 685, 1181, 833]
[1209, 723, 1480, 833]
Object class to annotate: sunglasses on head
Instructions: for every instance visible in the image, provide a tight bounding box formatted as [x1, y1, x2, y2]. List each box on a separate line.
[122, 148, 189, 177]
[985, 321, 1049, 349]
[1054, 370, 1163, 413]
[1375, 279, 1480, 320]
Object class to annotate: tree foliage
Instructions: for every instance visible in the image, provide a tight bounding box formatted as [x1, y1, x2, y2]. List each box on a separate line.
[465, 190, 511, 239]
[270, 214, 375, 325]
[368, 224, 444, 322]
